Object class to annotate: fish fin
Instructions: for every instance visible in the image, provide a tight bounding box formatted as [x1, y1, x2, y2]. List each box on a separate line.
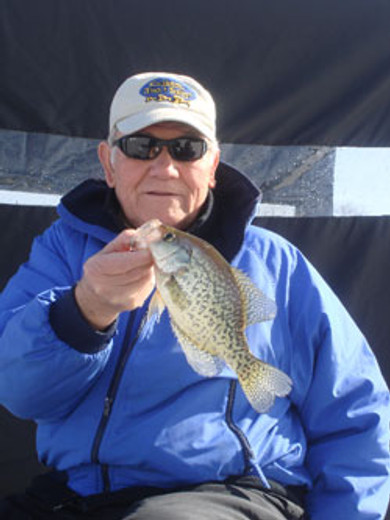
[170, 320, 226, 377]
[237, 353, 292, 413]
[147, 289, 166, 322]
[231, 268, 277, 325]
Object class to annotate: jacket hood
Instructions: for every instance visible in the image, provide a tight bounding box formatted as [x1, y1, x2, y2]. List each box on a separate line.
[58, 161, 261, 262]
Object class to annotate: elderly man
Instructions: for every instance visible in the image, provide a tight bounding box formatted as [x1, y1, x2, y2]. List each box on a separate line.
[0, 72, 389, 519]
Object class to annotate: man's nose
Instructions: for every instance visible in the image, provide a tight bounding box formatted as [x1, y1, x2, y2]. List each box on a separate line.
[149, 147, 180, 177]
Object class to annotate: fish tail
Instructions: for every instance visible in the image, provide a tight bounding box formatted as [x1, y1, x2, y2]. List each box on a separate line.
[236, 353, 292, 413]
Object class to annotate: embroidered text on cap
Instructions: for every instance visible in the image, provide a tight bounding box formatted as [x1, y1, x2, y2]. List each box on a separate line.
[139, 77, 196, 107]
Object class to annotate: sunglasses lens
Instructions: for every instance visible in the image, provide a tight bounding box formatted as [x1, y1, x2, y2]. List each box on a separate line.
[118, 136, 154, 160]
[115, 136, 207, 162]
[170, 138, 206, 161]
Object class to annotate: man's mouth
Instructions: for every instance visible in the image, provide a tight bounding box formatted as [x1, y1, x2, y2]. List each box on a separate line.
[146, 191, 179, 197]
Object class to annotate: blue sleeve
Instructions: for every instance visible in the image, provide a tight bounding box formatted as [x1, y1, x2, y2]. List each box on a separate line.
[0, 221, 115, 421]
[49, 286, 117, 353]
[288, 250, 390, 519]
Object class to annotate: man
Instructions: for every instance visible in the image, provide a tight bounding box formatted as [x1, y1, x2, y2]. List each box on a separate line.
[0, 72, 389, 519]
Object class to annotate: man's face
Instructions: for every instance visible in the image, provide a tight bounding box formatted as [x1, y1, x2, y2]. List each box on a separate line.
[98, 122, 220, 229]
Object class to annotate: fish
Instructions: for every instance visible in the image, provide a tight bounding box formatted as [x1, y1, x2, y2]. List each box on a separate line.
[131, 219, 292, 413]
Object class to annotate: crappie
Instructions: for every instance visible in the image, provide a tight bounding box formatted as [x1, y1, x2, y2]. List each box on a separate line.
[132, 219, 292, 413]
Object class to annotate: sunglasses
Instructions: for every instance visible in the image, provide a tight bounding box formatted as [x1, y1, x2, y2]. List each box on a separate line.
[113, 134, 208, 162]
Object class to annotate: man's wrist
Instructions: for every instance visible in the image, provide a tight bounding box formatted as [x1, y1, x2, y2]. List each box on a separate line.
[49, 287, 117, 353]
[74, 280, 119, 331]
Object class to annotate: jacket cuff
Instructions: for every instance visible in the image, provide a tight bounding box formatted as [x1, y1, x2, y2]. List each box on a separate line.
[49, 287, 117, 353]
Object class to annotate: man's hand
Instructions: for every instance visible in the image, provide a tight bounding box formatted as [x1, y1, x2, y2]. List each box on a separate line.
[74, 229, 155, 330]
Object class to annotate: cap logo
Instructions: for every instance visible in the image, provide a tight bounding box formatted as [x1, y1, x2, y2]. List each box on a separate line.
[139, 77, 196, 107]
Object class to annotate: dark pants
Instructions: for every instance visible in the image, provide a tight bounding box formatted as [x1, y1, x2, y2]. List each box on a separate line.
[0, 473, 306, 520]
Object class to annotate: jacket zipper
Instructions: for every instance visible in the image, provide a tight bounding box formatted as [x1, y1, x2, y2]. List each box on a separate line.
[90, 311, 142, 491]
[91, 323, 255, 491]
[226, 380, 255, 475]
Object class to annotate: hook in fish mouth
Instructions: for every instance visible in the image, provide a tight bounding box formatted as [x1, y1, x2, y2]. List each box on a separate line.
[129, 219, 164, 251]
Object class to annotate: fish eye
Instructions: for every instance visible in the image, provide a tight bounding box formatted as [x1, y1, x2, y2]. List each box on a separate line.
[163, 232, 176, 242]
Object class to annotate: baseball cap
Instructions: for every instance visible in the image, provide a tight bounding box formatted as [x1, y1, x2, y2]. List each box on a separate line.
[109, 72, 217, 141]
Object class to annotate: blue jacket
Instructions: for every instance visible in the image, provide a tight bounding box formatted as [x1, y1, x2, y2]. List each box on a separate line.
[0, 163, 389, 519]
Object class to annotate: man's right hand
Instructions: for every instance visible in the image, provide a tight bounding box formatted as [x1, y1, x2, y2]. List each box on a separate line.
[74, 229, 155, 331]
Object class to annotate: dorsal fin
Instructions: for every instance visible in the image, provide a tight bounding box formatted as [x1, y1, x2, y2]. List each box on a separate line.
[231, 268, 277, 326]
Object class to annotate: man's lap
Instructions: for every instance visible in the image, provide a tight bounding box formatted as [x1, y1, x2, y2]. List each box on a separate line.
[0, 473, 306, 520]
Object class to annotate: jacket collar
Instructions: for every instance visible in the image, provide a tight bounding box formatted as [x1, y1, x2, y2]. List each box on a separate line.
[59, 161, 260, 262]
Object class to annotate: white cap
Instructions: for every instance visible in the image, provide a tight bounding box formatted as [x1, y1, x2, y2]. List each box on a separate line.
[109, 72, 217, 141]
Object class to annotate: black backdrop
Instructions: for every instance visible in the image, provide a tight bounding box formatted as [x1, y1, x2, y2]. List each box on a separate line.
[1, 0, 390, 146]
[0, 0, 389, 513]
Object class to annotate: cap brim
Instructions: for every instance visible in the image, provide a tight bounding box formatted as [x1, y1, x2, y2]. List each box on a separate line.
[116, 107, 215, 141]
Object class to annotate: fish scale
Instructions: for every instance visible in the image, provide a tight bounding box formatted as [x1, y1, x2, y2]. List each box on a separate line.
[132, 219, 293, 413]
[163, 259, 242, 347]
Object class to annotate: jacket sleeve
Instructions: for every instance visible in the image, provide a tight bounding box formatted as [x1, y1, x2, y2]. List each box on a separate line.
[288, 250, 390, 519]
[0, 221, 115, 422]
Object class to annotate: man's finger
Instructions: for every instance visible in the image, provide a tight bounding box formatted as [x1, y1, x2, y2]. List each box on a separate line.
[100, 229, 139, 254]
[90, 249, 153, 277]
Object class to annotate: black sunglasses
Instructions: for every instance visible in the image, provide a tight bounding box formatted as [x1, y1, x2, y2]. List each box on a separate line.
[113, 134, 208, 162]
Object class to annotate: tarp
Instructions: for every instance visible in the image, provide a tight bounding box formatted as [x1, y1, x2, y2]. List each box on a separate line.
[1, 0, 390, 146]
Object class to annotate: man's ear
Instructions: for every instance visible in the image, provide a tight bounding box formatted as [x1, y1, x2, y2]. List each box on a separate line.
[98, 141, 115, 187]
[208, 148, 220, 189]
